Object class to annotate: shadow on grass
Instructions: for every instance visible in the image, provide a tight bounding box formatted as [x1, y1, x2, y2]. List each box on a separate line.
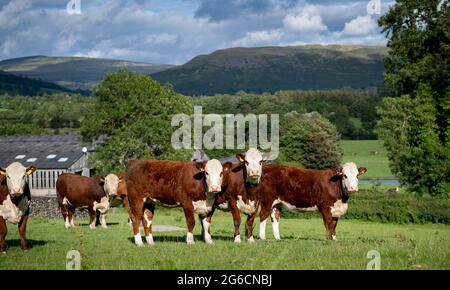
[126, 234, 236, 244]
[78, 222, 120, 227]
[4, 239, 52, 249]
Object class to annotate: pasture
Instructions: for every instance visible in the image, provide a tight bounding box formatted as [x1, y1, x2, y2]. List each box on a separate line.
[1, 208, 448, 270]
[341, 140, 394, 179]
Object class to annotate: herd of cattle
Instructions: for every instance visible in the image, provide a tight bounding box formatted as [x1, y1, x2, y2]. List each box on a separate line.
[0, 148, 367, 252]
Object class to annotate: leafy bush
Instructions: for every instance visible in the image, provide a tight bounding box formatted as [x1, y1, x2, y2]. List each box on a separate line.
[279, 111, 342, 169]
[376, 87, 450, 197]
[81, 70, 193, 174]
[282, 191, 450, 224]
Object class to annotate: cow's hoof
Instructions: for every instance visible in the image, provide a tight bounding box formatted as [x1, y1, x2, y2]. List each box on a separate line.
[1, 243, 8, 253]
[234, 235, 241, 243]
[186, 240, 195, 245]
[331, 235, 337, 241]
[247, 236, 255, 243]
[102, 226, 107, 229]
[20, 241, 29, 251]
[204, 238, 213, 245]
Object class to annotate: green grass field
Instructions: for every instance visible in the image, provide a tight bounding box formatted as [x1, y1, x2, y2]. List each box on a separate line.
[341, 140, 394, 179]
[1, 208, 448, 270]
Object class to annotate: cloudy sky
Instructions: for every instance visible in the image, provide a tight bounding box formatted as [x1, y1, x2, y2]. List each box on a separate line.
[0, 0, 394, 64]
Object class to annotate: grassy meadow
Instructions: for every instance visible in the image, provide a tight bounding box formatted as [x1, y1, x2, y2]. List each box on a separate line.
[341, 140, 394, 179]
[1, 208, 448, 270]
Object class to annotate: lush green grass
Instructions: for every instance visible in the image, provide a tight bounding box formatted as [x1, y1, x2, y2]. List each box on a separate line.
[1, 208, 448, 270]
[341, 140, 394, 179]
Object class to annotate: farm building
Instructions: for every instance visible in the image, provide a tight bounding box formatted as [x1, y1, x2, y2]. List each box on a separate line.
[0, 135, 92, 196]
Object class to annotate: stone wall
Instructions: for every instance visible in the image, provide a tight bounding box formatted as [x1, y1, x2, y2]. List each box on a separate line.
[30, 196, 88, 219]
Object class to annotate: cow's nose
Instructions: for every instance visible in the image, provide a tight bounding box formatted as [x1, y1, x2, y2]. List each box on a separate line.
[250, 170, 260, 177]
[12, 187, 21, 194]
[210, 185, 221, 193]
[348, 187, 358, 192]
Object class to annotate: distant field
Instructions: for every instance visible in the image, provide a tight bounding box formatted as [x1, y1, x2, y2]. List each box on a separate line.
[341, 140, 394, 179]
[0, 209, 448, 270]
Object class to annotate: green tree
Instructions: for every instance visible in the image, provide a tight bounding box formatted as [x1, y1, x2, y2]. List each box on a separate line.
[379, 0, 450, 142]
[377, 0, 450, 196]
[279, 111, 342, 169]
[82, 70, 193, 174]
[376, 86, 450, 196]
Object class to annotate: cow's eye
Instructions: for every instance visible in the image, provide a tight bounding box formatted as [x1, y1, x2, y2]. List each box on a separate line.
[220, 172, 223, 177]
[7, 175, 10, 179]
[343, 174, 347, 179]
[205, 171, 209, 176]
[259, 160, 263, 165]
[245, 161, 249, 166]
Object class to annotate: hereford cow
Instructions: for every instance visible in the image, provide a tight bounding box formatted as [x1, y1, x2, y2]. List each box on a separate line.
[56, 173, 123, 229]
[126, 159, 232, 246]
[258, 162, 367, 240]
[113, 172, 132, 224]
[214, 148, 270, 243]
[0, 162, 36, 252]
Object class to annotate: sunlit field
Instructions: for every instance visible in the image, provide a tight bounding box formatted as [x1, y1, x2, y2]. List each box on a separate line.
[1, 208, 448, 270]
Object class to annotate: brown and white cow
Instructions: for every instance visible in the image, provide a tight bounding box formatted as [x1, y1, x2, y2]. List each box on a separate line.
[55, 173, 123, 229]
[258, 162, 367, 240]
[0, 162, 36, 252]
[126, 159, 232, 246]
[214, 148, 270, 243]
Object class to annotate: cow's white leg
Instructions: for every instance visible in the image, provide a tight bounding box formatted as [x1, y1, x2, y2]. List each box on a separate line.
[271, 208, 281, 240]
[101, 213, 107, 229]
[201, 218, 213, 244]
[186, 232, 195, 244]
[234, 234, 241, 243]
[145, 234, 154, 245]
[64, 217, 70, 229]
[70, 216, 75, 228]
[331, 234, 337, 241]
[134, 232, 144, 247]
[259, 219, 267, 240]
[247, 236, 255, 243]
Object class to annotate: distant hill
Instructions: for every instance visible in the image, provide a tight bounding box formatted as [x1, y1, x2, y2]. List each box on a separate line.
[0, 55, 174, 91]
[152, 45, 388, 96]
[0, 70, 88, 96]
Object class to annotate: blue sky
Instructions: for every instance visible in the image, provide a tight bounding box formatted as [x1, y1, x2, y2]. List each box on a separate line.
[0, 0, 394, 64]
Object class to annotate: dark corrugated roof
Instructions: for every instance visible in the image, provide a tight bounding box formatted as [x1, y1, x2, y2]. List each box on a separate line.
[0, 135, 90, 169]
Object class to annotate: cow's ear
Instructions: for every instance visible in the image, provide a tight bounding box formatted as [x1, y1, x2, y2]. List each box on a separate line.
[193, 171, 205, 180]
[358, 167, 367, 176]
[261, 152, 271, 161]
[0, 167, 6, 176]
[236, 153, 245, 163]
[118, 176, 124, 183]
[335, 167, 343, 176]
[232, 162, 245, 172]
[195, 161, 205, 172]
[222, 162, 233, 173]
[99, 176, 105, 185]
[26, 165, 36, 175]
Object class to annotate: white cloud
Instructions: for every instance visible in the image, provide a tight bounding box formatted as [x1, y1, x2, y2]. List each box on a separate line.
[283, 5, 327, 32]
[0, 0, 388, 64]
[0, 0, 31, 28]
[342, 15, 378, 36]
[233, 29, 282, 46]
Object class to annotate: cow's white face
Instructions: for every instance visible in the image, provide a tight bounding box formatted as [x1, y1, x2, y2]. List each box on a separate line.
[204, 159, 223, 193]
[237, 148, 268, 184]
[0, 162, 36, 197]
[103, 173, 122, 196]
[340, 162, 367, 193]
